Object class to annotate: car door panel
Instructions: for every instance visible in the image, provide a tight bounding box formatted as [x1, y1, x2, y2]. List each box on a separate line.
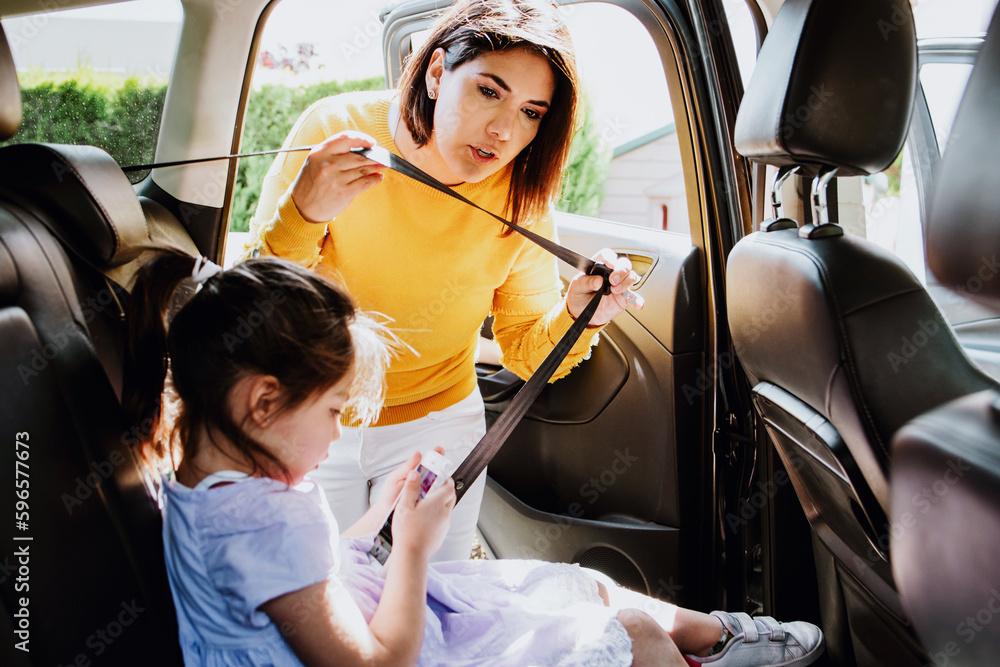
[384, 0, 712, 606]
[478, 211, 704, 602]
[477, 336, 629, 425]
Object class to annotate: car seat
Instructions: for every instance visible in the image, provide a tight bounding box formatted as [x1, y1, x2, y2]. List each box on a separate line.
[725, 0, 996, 665]
[890, 5, 1000, 665]
[0, 22, 192, 666]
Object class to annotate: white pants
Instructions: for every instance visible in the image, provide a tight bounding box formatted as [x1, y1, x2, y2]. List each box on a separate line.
[312, 386, 488, 563]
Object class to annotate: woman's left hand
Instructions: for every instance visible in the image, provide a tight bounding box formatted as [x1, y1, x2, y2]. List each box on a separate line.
[566, 249, 644, 327]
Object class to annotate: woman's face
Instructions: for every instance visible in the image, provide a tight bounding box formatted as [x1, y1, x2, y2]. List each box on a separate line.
[425, 46, 556, 185]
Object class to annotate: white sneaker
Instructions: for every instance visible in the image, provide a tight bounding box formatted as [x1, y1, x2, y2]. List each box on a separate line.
[685, 611, 824, 667]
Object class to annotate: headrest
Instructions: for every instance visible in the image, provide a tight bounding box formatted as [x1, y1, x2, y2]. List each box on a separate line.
[734, 0, 917, 177]
[0, 23, 22, 140]
[0, 143, 150, 268]
[926, 6, 1000, 312]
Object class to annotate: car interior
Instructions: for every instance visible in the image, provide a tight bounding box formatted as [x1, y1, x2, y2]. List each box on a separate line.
[0, 0, 998, 665]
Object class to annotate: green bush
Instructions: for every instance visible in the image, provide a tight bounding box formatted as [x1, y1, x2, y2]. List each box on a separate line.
[556, 95, 611, 217]
[231, 76, 384, 232]
[5, 75, 167, 178]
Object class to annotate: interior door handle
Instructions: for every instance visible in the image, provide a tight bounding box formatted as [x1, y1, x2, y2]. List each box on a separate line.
[612, 249, 658, 289]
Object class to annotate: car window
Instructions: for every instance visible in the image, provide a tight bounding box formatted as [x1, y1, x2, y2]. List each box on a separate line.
[721, 0, 759, 90]
[558, 2, 688, 234]
[920, 62, 974, 152]
[225, 0, 393, 265]
[0, 0, 181, 184]
[395, 3, 692, 234]
[844, 0, 998, 326]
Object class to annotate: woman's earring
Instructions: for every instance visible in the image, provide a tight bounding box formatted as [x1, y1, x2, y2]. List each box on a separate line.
[428, 89, 436, 100]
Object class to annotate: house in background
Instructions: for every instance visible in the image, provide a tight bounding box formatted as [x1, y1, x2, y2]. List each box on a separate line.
[598, 124, 689, 234]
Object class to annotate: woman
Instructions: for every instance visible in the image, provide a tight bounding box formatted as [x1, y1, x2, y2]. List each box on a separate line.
[243, 0, 641, 562]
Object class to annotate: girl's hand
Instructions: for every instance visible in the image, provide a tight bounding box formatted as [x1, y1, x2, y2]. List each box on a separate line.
[391, 467, 456, 562]
[566, 248, 644, 327]
[371, 447, 448, 518]
[289, 130, 387, 223]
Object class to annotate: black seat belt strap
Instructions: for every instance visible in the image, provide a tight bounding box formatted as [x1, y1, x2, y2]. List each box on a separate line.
[351, 145, 614, 498]
[122, 143, 627, 559]
[371, 288, 602, 561]
[353, 145, 619, 560]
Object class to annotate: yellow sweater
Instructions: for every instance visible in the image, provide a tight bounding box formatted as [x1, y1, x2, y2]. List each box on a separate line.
[243, 90, 601, 426]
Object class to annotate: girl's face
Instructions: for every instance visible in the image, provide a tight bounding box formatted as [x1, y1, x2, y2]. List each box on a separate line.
[263, 371, 354, 486]
[425, 46, 556, 185]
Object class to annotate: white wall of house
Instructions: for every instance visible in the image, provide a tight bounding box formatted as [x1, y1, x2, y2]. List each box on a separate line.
[598, 130, 689, 234]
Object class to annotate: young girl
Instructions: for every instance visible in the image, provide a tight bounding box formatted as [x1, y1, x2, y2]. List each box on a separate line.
[127, 252, 823, 666]
[242, 0, 642, 563]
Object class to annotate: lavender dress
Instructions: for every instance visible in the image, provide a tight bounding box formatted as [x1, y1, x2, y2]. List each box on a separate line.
[161, 472, 633, 666]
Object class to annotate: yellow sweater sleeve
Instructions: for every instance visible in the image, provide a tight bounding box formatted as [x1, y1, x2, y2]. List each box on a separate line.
[239, 98, 348, 267]
[492, 210, 605, 383]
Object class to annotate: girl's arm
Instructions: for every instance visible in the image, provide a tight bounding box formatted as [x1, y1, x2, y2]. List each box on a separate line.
[261, 470, 455, 667]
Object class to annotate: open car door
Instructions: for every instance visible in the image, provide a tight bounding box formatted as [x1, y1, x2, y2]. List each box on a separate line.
[382, 0, 755, 613]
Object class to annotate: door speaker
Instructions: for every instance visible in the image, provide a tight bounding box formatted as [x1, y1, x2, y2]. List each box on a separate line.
[575, 546, 647, 594]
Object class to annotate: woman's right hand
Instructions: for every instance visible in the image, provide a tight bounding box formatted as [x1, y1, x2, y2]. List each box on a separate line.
[289, 130, 387, 223]
[391, 466, 456, 562]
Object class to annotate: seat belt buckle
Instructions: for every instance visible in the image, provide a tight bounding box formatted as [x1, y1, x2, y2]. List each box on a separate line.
[587, 261, 643, 309]
[588, 262, 614, 295]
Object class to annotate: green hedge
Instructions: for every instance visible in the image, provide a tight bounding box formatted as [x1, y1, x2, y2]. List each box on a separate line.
[4, 70, 607, 233]
[232, 77, 384, 232]
[5, 75, 167, 175]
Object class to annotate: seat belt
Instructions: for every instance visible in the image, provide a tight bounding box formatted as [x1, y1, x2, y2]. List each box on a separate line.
[353, 145, 635, 499]
[123, 143, 639, 558]
[352, 145, 631, 563]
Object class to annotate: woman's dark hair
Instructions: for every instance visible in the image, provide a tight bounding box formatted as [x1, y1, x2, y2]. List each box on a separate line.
[122, 251, 387, 482]
[398, 0, 580, 232]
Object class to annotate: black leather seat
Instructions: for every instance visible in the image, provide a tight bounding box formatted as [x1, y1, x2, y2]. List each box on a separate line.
[726, 0, 995, 664]
[890, 7, 1000, 665]
[0, 23, 187, 666]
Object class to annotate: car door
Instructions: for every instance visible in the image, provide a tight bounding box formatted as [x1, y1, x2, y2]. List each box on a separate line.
[383, 0, 752, 612]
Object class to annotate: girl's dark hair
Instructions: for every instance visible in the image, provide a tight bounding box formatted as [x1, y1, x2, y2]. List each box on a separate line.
[122, 251, 387, 481]
[397, 0, 580, 232]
